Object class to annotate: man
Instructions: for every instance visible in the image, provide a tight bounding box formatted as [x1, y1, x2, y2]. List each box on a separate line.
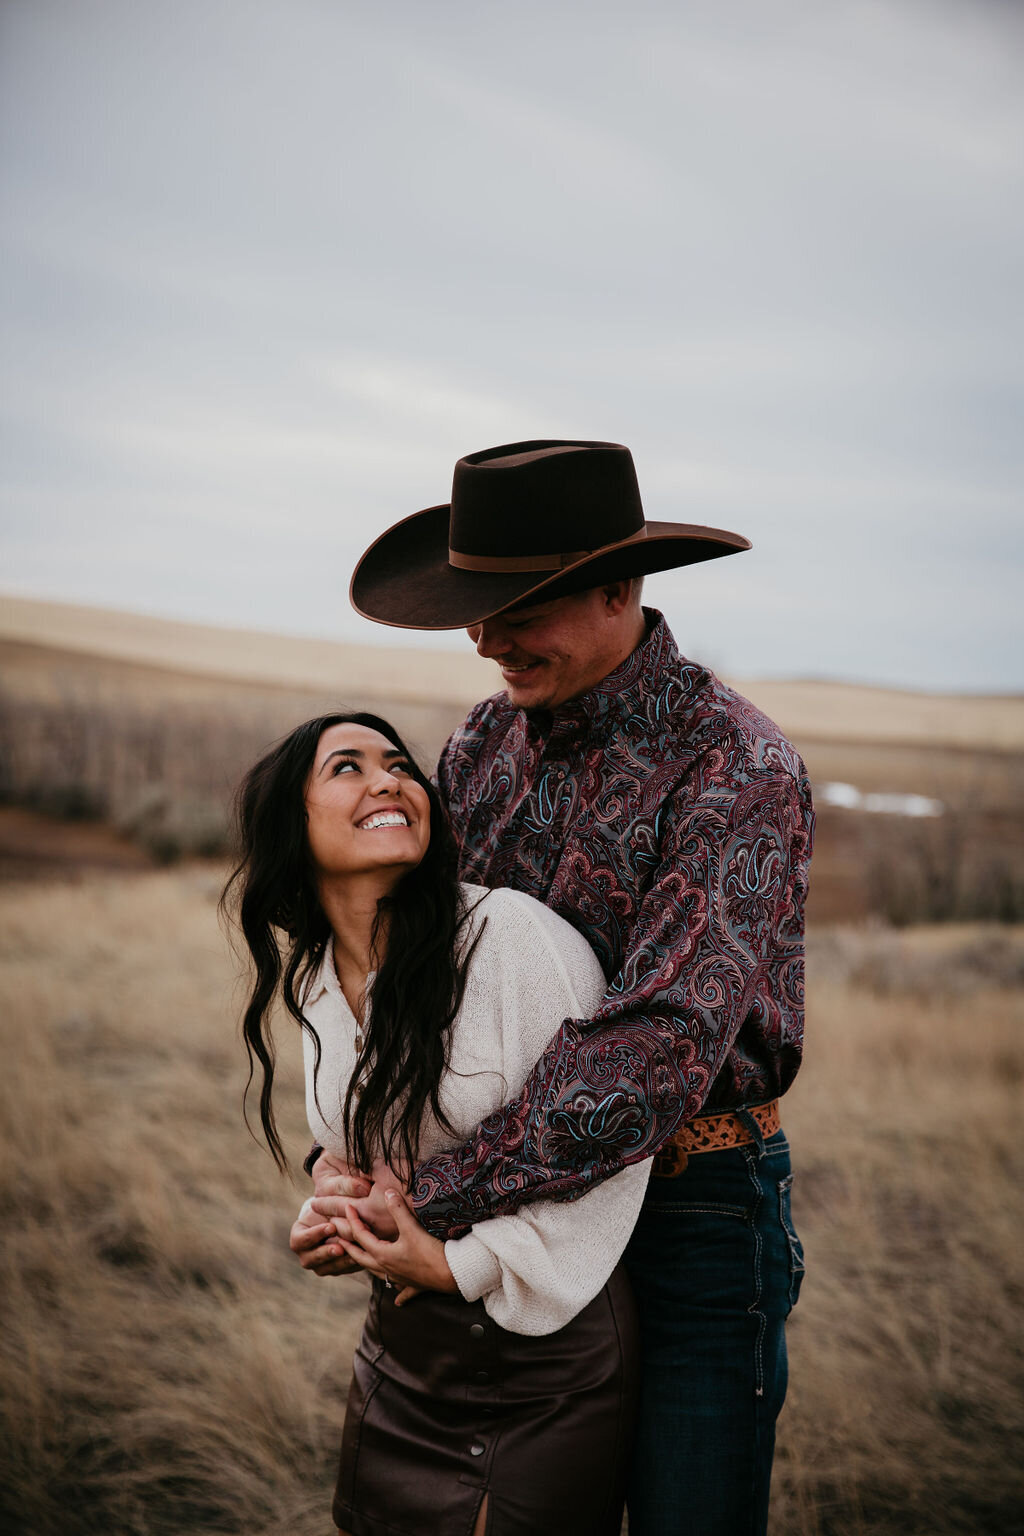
[303, 440, 813, 1535]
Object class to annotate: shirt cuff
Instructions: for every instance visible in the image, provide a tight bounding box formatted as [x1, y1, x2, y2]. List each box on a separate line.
[444, 1234, 502, 1303]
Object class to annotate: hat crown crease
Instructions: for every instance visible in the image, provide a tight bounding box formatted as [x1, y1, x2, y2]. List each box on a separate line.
[448, 439, 645, 561]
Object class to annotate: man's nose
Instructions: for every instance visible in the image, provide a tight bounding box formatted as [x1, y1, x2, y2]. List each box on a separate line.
[467, 619, 510, 657]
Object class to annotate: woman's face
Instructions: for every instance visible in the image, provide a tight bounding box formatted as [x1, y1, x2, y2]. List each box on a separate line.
[304, 723, 431, 884]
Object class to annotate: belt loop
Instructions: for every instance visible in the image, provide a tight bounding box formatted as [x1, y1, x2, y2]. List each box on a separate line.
[736, 1107, 766, 1158]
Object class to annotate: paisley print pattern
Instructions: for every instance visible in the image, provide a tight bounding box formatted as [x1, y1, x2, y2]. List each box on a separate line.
[413, 611, 814, 1239]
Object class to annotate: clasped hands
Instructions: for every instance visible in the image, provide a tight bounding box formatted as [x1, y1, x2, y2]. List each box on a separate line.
[289, 1153, 456, 1307]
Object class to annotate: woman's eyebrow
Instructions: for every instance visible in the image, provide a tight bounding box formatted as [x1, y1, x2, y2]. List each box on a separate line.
[318, 747, 406, 776]
[319, 748, 362, 776]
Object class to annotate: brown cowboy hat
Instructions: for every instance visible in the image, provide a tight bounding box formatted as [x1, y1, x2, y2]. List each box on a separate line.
[350, 439, 750, 630]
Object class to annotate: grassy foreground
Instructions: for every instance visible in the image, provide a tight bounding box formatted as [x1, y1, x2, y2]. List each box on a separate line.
[1, 870, 1021, 1535]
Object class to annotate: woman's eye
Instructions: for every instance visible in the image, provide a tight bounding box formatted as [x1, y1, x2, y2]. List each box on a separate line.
[391, 761, 412, 776]
[331, 760, 357, 775]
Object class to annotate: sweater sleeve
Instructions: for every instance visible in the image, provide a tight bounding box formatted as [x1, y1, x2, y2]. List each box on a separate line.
[445, 1156, 650, 1335]
[437, 887, 651, 1334]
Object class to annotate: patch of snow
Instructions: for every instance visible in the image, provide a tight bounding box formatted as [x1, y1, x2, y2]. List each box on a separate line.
[821, 782, 944, 817]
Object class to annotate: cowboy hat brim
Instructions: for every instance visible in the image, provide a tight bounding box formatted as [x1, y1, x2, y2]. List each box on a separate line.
[350, 505, 751, 631]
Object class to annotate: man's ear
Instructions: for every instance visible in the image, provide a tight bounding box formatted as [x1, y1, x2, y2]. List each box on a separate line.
[600, 579, 636, 616]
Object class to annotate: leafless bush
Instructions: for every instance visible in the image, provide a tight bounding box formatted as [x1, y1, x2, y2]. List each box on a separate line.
[0, 680, 465, 869]
[863, 808, 1024, 926]
[117, 783, 232, 863]
[0, 692, 262, 823]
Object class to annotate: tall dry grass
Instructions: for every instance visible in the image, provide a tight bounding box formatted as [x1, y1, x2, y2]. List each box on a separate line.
[0, 869, 365, 1536]
[1, 872, 1022, 1534]
[777, 925, 1024, 1535]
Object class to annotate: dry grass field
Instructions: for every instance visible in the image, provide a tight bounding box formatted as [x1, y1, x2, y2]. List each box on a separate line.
[1, 867, 1022, 1536]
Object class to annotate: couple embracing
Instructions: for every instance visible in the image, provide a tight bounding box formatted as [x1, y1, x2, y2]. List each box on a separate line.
[226, 440, 813, 1536]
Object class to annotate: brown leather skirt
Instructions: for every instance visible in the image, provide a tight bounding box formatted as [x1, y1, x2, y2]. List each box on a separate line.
[333, 1266, 639, 1536]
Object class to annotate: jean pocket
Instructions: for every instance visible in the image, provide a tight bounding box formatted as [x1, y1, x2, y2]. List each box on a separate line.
[777, 1174, 806, 1311]
[652, 1199, 751, 1220]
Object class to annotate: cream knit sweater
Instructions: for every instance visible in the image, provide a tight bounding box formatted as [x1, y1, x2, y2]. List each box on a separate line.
[302, 883, 651, 1336]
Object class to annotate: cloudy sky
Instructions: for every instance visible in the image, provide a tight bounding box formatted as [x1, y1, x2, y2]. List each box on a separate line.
[2, 0, 1022, 690]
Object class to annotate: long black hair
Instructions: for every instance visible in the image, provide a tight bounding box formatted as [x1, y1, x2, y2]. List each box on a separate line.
[222, 712, 476, 1174]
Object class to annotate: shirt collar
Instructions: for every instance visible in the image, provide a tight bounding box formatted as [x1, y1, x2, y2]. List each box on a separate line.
[524, 608, 684, 741]
[305, 943, 374, 1022]
[305, 941, 340, 1007]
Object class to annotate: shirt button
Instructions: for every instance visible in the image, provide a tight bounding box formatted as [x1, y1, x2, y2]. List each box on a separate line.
[469, 1323, 486, 1339]
[470, 1442, 486, 1457]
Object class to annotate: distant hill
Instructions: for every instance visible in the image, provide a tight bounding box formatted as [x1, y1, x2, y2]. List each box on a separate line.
[1, 594, 1021, 922]
[2, 593, 1021, 750]
[0, 594, 495, 708]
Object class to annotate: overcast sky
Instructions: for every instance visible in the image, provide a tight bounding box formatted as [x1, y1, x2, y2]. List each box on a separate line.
[2, 0, 1022, 690]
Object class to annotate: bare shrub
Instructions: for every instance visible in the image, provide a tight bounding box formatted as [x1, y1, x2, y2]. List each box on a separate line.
[0, 674, 465, 872]
[862, 800, 1024, 927]
[118, 784, 232, 863]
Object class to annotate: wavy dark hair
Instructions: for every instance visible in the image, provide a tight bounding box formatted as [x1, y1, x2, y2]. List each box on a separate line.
[222, 712, 477, 1174]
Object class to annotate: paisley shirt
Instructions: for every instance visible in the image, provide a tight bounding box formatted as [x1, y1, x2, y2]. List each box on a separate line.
[412, 610, 814, 1240]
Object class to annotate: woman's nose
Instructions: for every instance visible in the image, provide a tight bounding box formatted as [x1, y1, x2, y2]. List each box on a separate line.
[368, 766, 402, 794]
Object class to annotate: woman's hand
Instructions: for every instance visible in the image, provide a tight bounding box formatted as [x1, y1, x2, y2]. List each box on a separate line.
[289, 1197, 361, 1279]
[338, 1190, 459, 1307]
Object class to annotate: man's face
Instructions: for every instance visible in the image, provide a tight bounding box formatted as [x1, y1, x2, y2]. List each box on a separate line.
[466, 586, 635, 710]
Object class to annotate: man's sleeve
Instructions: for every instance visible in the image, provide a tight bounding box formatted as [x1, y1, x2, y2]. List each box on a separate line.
[412, 769, 812, 1239]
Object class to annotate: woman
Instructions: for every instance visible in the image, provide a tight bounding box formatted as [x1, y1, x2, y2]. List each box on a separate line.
[225, 712, 651, 1536]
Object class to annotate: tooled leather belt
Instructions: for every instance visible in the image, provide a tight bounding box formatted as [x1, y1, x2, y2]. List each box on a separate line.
[651, 1099, 782, 1179]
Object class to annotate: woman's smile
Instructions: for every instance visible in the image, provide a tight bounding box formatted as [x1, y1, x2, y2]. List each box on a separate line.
[358, 810, 410, 830]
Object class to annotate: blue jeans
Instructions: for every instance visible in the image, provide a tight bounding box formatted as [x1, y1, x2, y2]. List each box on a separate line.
[623, 1126, 805, 1536]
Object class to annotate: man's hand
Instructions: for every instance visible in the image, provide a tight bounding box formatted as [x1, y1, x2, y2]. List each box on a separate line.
[311, 1150, 371, 1199]
[311, 1154, 410, 1240]
[289, 1197, 361, 1279]
[337, 1190, 458, 1307]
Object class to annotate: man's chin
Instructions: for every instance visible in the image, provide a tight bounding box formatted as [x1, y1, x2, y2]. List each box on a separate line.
[501, 665, 549, 709]
[503, 679, 551, 710]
